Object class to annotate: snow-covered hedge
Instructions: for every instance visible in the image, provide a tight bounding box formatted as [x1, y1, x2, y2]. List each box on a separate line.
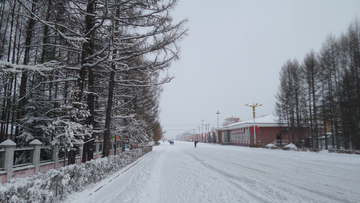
[282, 143, 297, 150]
[0, 146, 152, 203]
[265, 143, 277, 149]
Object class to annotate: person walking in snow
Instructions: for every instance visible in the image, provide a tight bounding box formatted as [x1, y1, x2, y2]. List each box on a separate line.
[194, 141, 198, 148]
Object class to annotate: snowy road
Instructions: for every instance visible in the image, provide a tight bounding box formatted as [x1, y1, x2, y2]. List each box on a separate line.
[67, 141, 360, 203]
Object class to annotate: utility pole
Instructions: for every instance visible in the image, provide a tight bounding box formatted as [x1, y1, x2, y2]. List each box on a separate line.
[202, 119, 204, 142]
[204, 123, 208, 142]
[206, 124, 210, 142]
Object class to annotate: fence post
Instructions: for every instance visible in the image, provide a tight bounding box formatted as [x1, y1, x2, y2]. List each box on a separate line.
[0, 139, 16, 182]
[29, 139, 42, 174]
[52, 144, 59, 169]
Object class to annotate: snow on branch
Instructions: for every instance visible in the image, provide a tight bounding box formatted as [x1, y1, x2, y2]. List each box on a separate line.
[0, 60, 53, 74]
[48, 90, 93, 148]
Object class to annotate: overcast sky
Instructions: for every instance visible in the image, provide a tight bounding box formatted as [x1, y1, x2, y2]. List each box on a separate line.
[159, 0, 360, 139]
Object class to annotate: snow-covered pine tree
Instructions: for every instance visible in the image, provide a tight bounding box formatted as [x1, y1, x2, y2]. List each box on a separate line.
[48, 89, 92, 164]
[0, 0, 187, 160]
[100, 0, 187, 156]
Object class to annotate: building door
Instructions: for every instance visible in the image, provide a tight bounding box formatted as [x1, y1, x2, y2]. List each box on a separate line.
[226, 131, 230, 142]
[276, 134, 282, 145]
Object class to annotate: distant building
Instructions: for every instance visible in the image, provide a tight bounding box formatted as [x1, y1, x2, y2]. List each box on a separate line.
[176, 114, 308, 147]
[222, 116, 240, 126]
[217, 114, 307, 146]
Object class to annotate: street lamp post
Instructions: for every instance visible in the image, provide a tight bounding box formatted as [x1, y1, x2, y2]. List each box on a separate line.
[207, 124, 210, 142]
[202, 119, 204, 142]
[205, 123, 207, 142]
[245, 103, 262, 145]
[216, 111, 220, 128]
[198, 127, 200, 141]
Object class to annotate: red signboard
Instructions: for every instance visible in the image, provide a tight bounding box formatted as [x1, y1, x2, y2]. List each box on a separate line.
[250, 126, 258, 133]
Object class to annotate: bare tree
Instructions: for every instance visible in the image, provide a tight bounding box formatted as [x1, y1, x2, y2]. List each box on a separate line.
[302, 50, 320, 149]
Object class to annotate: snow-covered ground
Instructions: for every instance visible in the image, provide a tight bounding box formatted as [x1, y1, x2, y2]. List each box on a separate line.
[67, 141, 360, 203]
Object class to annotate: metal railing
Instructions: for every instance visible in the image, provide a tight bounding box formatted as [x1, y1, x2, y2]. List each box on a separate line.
[40, 147, 53, 163]
[13, 148, 33, 167]
[0, 150, 5, 170]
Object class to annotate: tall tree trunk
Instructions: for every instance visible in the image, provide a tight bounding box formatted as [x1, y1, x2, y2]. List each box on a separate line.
[323, 100, 328, 149]
[103, 70, 115, 157]
[41, 0, 51, 64]
[5, 76, 14, 139]
[312, 78, 318, 149]
[0, 80, 8, 141]
[308, 81, 313, 148]
[81, 0, 96, 163]
[7, 0, 17, 62]
[0, 1, 11, 60]
[15, 0, 38, 142]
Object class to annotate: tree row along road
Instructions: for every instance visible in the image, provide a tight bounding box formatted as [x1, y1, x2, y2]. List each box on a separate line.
[68, 142, 360, 203]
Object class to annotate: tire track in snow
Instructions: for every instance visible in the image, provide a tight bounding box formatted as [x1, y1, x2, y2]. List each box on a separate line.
[225, 160, 355, 203]
[188, 148, 355, 203]
[158, 145, 251, 203]
[219, 153, 357, 203]
[184, 151, 277, 203]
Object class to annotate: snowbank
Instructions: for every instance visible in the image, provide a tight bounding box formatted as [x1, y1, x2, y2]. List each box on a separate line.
[265, 143, 277, 149]
[0, 146, 152, 203]
[283, 143, 297, 150]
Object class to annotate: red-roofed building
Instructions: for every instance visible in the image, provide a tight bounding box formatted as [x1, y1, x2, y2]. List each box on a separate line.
[217, 115, 308, 147]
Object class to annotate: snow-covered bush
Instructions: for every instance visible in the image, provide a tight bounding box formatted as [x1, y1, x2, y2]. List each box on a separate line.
[0, 146, 152, 202]
[265, 143, 277, 149]
[282, 143, 297, 150]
